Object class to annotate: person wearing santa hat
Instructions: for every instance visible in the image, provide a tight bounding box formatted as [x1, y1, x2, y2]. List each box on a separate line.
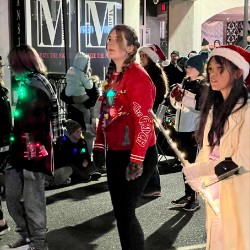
[183, 45, 250, 250]
[138, 44, 169, 113]
[138, 44, 169, 198]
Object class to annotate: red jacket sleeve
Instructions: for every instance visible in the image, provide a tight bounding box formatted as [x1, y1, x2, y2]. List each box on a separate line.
[125, 66, 156, 163]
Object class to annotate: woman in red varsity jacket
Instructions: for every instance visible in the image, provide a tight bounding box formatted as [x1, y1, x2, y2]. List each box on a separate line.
[93, 25, 157, 250]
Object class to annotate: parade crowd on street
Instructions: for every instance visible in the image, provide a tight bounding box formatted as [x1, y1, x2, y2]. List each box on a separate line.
[0, 26, 249, 250]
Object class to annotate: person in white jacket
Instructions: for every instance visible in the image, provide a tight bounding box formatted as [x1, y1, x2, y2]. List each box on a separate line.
[170, 55, 208, 212]
[183, 45, 250, 250]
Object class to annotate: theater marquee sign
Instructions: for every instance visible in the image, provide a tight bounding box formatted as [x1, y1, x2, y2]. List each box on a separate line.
[11, 0, 123, 78]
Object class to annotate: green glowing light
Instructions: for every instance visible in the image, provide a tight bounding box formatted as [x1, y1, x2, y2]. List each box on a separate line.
[13, 109, 21, 118]
[15, 72, 31, 83]
[9, 135, 15, 142]
[80, 148, 86, 153]
[17, 86, 28, 99]
[106, 89, 115, 97]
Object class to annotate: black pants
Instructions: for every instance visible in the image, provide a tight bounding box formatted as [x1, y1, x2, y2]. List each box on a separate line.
[106, 145, 157, 250]
[175, 132, 198, 200]
[66, 105, 86, 130]
[143, 128, 161, 193]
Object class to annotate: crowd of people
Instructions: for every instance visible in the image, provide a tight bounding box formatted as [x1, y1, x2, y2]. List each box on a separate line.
[0, 27, 249, 250]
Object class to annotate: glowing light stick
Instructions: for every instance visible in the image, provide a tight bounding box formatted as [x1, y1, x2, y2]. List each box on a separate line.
[149, 109, 220, 216]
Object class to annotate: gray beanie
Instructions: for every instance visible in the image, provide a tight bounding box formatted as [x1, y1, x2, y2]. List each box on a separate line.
[186, 55, 205, 74]
[65, 119, 82, 134]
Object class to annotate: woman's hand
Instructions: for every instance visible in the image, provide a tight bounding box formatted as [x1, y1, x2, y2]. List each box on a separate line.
[126, 162, 143, 181]
[186, 178, 204, 192]
[183, 161, 218, 180]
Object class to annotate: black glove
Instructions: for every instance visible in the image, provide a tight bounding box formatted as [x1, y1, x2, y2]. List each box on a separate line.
[93, 150, 105, 169]
[126, 162, 143, 181]
[214, 157, 238, 177]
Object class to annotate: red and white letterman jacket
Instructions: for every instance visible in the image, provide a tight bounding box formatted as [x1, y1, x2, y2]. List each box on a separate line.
[93, 63, 156, 164]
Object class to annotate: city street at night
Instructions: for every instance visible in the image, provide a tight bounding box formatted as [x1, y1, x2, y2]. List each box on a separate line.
[0, 161, 206, 250]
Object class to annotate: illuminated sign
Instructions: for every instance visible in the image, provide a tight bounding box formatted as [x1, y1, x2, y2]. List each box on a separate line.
[161, 3, 167, 12]
[83, 1, 122, 48]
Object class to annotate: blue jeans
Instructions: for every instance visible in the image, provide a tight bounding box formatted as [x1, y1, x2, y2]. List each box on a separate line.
[5, 168, 48, 250]
[0, 151, 8, 220]
[106, 145, 158, 250]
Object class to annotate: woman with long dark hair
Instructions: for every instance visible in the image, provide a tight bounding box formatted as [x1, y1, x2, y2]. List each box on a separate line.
[183, 45, 250, 250]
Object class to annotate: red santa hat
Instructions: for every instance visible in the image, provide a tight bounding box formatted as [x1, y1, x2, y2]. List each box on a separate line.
[208, 45, 250, 87]
[138, 44, 166, 63]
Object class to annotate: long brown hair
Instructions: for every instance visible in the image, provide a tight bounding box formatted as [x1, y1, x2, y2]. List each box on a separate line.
[105, 25, 140, 83]
[8, 44, 47, 76]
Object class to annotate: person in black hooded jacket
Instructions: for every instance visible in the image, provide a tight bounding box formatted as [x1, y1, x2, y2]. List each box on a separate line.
[138, 44, 169, 198]
[170, 54, 208, 212]
[0, 57, 12, 236]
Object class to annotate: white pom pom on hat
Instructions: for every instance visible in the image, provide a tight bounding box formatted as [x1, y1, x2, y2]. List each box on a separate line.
[138, 44, 166, 63]
[162, 59, 170, 67]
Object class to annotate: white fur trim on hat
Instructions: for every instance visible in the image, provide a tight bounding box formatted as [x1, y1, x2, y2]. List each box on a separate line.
[162, 59, 170, 67]
[138, 46, 159, 63]
[208, 47, 249, 80]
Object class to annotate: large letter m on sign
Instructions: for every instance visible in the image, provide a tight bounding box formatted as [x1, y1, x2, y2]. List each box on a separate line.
[85, 1, 118, 48]
[36, 0, 65, 47]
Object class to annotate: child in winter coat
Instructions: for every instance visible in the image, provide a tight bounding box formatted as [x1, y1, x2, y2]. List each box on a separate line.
[61, 74, 101, 155]
[53, 119, 101, 184]
[170, 54, 208, 212]
[66, 52, 93, 129]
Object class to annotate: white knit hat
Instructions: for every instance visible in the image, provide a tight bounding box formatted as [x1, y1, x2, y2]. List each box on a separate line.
[138, 44, 166, 63]
[208, 45, 250, 81]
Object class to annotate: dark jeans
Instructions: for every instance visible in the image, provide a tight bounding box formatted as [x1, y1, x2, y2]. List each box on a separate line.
[106, 145, 158, 250]
[70, 163, 97, 183]
[175, 131, 198, 200]
[143, 128, 161, 193]
[67, 105, 86, 130]
[143, 167, 161, 193]
[0, 151, 9, 220]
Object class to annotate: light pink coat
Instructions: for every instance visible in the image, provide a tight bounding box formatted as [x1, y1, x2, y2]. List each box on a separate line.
[195, 100, 250, 250]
